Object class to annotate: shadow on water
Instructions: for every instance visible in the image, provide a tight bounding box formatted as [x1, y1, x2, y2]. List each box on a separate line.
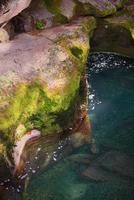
[1, 52, 134, 200]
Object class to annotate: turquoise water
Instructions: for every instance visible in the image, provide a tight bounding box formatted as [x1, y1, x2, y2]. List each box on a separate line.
[25, 53, 134, 200]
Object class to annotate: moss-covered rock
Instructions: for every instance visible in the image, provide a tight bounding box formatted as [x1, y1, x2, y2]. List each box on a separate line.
[90, 18, 134, 58]
[75, 0, 116, 17]
[0, 17, 96, 157]
[15, 0, 129, 34]
[109, 0, 128, 9]
[105, 2, 134, 40]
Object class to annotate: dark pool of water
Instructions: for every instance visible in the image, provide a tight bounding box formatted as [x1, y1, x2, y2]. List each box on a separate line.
[1, 53, 134, 200]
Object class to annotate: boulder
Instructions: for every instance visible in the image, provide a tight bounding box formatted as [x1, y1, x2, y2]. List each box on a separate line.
[105, 2, 134, 40]
[0, 17, 96, 158]
[12, 0, 129, 33]
[93, 151, 134, 179]
[0, 0, 32, 25]
[75, 0, 116, 17]
[82, 166, 117, 181]
[82, 150, 134, 181]
[90, 17, 134, 58]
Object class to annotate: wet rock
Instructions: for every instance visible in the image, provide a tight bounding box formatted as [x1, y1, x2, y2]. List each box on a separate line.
[13, 129, 41, 174]
[68, 153, 93, 164]
[70, 132, 89, 148]
[0, 156, 11, 182]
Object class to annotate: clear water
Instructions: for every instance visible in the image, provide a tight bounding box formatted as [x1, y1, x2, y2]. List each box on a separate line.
[25, 53, 134, 200]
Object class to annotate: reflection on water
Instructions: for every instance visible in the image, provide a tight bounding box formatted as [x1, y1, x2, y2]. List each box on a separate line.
[1, 53, 134, 200]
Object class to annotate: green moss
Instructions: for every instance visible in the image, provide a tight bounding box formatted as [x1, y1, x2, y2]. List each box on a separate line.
[44, 0, 62, 15]
[53, 14, 69, 24]
[35, 20, 46, 30]
[106, 14, 134, 41]
[70, 47, 83, 59]
[0, 76, 81, 152]
[44, 0, 68, 24]
[75, 0, 116, 17]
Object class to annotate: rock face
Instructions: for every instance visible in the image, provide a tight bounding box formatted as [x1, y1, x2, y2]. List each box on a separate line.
[12, 0, 128, 33]
[90, 19, 134, 57]
[0, 17, 96, 157]
[89, 1, 134, 57]
[76, 0, 117, 17]
[0, 0, 32, 24]
[106, 2, 134, 40]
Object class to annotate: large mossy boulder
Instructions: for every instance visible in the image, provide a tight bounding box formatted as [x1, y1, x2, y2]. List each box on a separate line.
[0, 17, 96, 157]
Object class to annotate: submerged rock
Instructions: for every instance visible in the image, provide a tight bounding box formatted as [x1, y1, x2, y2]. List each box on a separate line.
[94, 151, 134, 179]
[82, 150, 134, 182]
[82, 166, 117, 182]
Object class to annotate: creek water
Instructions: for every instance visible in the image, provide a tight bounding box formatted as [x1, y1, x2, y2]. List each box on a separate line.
[1, 53, 134, 200]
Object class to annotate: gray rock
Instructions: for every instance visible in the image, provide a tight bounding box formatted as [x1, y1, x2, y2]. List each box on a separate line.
[0, 0, 32, 24]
